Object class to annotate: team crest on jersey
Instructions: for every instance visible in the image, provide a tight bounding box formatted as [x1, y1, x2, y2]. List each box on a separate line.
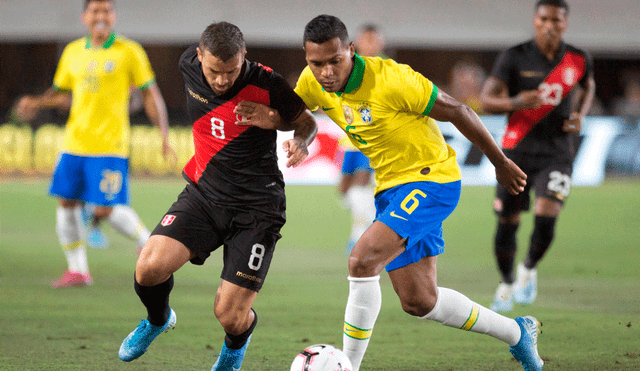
[161, 214, 176, 226]
[104, 60, 115, 73]
[343, 105, 354, 125]
[562, 67, 576, 86]
[357, 103, 373, 124]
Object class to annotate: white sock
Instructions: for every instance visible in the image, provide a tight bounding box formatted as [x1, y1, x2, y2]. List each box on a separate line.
[56, 206, 89, 274]
[422, 287, 521, 346]
[107, 205, 150, 248]
[345, 185, 376, 242]
[343, 276, 382, 371]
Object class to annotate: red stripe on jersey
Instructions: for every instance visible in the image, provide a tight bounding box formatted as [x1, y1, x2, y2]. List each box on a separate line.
[184, 85, 270, 183]
[502, 51, 586, 149]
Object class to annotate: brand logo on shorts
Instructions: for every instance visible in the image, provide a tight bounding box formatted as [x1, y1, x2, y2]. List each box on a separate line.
[161, 214, 176, 226]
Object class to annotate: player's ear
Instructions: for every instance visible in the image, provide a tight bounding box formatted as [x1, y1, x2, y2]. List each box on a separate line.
[196, 47, 203, 62]
[349, 42, 356, 57]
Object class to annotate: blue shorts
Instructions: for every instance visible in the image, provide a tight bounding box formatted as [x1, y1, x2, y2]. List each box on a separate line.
[341, 150, 373, 175]
[48, 153, 130, 206]
[375, 181, 461, 272]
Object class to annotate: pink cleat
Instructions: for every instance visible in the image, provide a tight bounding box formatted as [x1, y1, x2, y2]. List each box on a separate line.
[51, 270, 93, 288]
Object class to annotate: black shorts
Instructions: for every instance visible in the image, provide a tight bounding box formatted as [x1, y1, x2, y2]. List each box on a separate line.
[151, 183, 286, 292]
[495, 152, 572, 217]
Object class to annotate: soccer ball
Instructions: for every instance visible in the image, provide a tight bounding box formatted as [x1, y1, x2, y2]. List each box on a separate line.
[290, 344, 353, 371]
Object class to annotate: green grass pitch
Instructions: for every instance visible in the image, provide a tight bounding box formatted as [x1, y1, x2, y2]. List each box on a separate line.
[1, 178, 639, 370]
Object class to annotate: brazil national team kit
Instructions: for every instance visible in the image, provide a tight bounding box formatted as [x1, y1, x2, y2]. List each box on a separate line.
[295, 54, 462, 271]
[151, 44, 306, 291]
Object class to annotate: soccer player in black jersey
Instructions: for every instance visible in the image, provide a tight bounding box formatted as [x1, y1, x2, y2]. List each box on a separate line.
[480, 0, 595, 313]
[118, 22, 317, 370]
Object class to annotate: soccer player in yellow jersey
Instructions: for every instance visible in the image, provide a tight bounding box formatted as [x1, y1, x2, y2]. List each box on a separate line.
[14, 0, 174, 288]
[237, 14, 545, 371]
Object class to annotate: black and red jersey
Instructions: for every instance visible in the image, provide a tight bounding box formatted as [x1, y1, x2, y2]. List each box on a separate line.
[178, 44, 306, 210]
[490, 40, 593, 159]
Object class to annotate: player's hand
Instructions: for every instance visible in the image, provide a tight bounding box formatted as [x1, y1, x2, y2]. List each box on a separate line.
[283, 137, 309, 168]
[563, 112, 582, 134]
[161, 139, 179, 167]
[13, 95, 40, 122]
[234, 100, 279, 129]
[495, 158, 527, 195]
[513, 90, 543, 110]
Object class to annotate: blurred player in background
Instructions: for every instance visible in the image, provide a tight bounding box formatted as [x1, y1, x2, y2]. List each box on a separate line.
[480, 0, 595, 312]
[338, 24, 385, 253]
[118, 22, 317, 371]
[446, 60, 487, 115]
[13, 0, 174, 288]
[243, 14, 545, 371]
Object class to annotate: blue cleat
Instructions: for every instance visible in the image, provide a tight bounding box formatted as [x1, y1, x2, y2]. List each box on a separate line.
[87, 226, 110, 249]
[211, 335, 251, 371]
[510, 316, 544, 371]
[490, 283, 514, 313]
[513, 264, 537, 305]
[119, 308, 176, 362]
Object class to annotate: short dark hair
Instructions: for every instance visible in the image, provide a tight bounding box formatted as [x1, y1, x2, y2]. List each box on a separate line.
[359, 23, 381, 34]
[303, 15, 350, 46]
[199, 22, 246, 62]
[84, 0, 113, 10]
[536, 0, 569, 15]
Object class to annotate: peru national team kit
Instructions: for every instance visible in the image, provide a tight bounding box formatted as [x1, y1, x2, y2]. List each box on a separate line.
[151, 44, 306, 291]
[490, 40, 593, 211]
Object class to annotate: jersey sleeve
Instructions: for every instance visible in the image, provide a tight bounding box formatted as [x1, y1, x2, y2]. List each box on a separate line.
[128, 41, 156, 90]
[293, 67, 320, 112]
[489, 48, 514, 85]
[52, 44, 74, 92]
[268, 73, 306, 123]
[384, 63, 438, 116]
[580, 49, 595, 84]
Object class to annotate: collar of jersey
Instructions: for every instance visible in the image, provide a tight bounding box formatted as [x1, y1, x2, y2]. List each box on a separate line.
[332, 54, 365, 97]
[84, 33, 117, 49]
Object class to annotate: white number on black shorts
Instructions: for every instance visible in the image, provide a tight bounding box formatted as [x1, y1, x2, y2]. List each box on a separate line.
[248, 243, 265, 271]
[547, 170, 571, 197]
[211, 117, 225, 139]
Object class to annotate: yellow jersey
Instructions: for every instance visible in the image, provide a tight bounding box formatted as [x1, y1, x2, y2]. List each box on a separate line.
[295, 55, 461, 194]
[53, 33, 155, 157]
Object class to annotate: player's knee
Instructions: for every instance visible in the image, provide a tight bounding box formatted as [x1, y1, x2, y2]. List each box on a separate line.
[399, 293, 437, 317]
[93, 205, 113, 220]
[531, 215, 556, 247]
[347, 250, 378, 277]
[135, 249, 168, 286]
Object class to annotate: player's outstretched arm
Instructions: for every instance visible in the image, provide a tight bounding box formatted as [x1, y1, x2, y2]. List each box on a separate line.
[141, 83, 177, 165]
[12, 88, 71, 122]
[429, 89, 527, 195]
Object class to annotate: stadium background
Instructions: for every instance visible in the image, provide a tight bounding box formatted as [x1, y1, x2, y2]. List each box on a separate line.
[2, 0, 640, 180]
